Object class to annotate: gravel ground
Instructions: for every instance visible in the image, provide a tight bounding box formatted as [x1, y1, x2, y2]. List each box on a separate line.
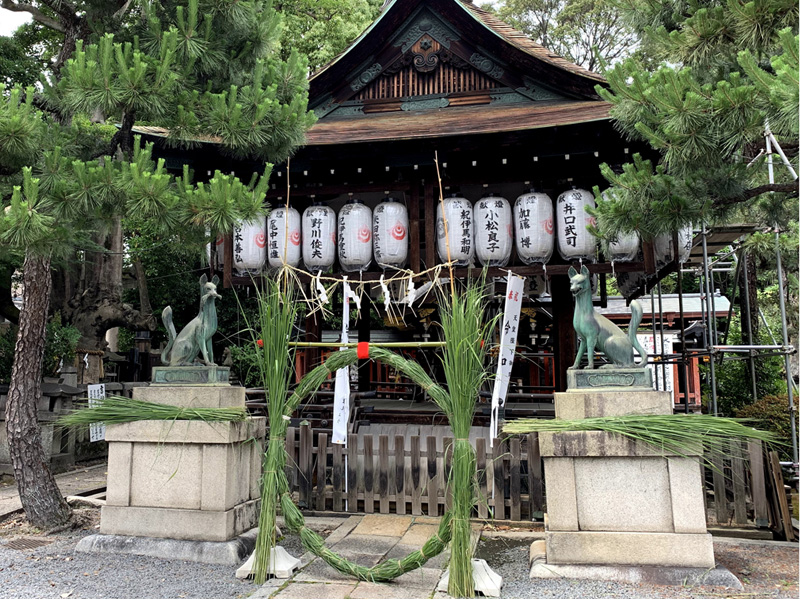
[476, 536, 799, 599]
[0, 509, 330, 599]
[1, 508, 796, 599]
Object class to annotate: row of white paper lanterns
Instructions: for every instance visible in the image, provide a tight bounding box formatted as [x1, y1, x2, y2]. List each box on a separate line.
[209, 188, 693, 273]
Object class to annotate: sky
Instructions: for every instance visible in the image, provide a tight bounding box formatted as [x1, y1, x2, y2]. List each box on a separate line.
[0, 9, 30, 36]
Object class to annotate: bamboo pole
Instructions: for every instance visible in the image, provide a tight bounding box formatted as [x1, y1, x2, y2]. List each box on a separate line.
[288, 341, 446, 348]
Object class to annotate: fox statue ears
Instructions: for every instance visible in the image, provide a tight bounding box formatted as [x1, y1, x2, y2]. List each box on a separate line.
[199, 274, 221, 294]
[568, 265, 591, 278]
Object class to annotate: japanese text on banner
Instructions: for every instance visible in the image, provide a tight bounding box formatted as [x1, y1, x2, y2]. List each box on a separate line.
[490, 272, 525, 444]
[87, 384, 106, 442]
[332, 280, 351, 445]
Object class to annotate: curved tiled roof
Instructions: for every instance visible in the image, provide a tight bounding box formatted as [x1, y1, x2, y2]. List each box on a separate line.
[461, 2, 605, 83]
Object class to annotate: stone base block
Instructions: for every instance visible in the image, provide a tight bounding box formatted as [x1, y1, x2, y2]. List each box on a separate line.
[133, 383, 244, 409]
[566, 367, 653, 393]
[530, 560, 741, 589]
[100, 500, 259, 542]
[75, 527, 257, 565]
[553, 388, 670, 420]
[546, 531, 715, 568]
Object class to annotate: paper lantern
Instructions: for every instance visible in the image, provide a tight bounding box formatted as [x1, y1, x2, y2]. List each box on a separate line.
[436, 194, 473, 266]
[373, 197, 409, 269]
[267, 206, 301, 268]
[302, 203, 336, 271]
[205, 232, 225, 269]
[678, 224, 694, 263]
[608, 231, 640, 262]
[514, 189, 554, 264]
[233, 218, 267, 274]
[338, 199, 373, 272]
[525, 275, 549, 297]
[556, 187, 597, 261]
[617, 271, 646, 298]
[474, 193, 513, 267]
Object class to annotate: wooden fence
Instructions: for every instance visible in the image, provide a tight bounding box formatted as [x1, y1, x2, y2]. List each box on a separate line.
[285, 424, 543, 521]
[286, 425, 781, 531]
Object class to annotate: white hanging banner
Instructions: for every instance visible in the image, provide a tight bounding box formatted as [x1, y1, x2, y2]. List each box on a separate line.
[87, 384, 106, 442]
[332, 279, 351, 445]
[490, 272, 525, 445]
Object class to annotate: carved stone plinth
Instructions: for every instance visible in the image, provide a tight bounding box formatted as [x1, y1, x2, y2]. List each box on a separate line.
[566, 366, 653, 392]
[538, 388, 715, 570]
[98, 384, 264, 543]
[151, 365, 230, 386]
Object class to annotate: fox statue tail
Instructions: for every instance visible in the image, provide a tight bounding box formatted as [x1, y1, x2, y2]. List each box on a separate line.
[161, 305, 177, 364]
[628, 300, 647, 365]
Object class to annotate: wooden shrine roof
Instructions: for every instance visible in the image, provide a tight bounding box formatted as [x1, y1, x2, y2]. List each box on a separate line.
[305, 100, 611, 145]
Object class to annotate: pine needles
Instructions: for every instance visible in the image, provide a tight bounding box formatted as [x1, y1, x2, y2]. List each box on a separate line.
[503, 414, 782, 466]
[56, 395, 246, 427]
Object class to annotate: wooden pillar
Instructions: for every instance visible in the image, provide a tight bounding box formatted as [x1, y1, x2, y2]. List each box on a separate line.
[551, 275, 575, 393]
[223, 233, 233, 289]
[424, 183, 436, 271]
[304, 304, 321, 372]
[358, 296, 371, 392]
[409, 181, 421, 274]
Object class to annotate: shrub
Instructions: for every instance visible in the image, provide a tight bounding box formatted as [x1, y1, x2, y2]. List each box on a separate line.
[228, 343, 263, 389]
[735, 394, 799, 461]
[0, 314, 81, 383]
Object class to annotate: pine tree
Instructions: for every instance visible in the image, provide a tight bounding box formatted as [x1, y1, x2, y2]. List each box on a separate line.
[591, 0, 798, 243]
[0, 0, 314, 528]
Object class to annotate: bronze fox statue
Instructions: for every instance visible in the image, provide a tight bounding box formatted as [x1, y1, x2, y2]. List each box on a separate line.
[161, 274, 221, 366]
[569, 265, 647, 369]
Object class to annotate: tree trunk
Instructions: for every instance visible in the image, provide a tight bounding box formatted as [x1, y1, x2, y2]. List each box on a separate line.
[65, 218, 156, 350]
[5, 252, 71, 529]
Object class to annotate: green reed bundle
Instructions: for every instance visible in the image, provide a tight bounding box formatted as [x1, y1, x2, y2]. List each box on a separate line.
[436, 281, 496, 598]
[503, 414, 781, 467]
[240, 278, 300, 584]
[56, 395, 246, 427]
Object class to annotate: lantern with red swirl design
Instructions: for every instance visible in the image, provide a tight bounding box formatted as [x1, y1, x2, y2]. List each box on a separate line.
[302, 203, 336, 271]
[267, 206, 301, 268]
[556, 187, 597, 261]
[474, 193, 512, 267]
[233, 218, 267, 274]
[514, 189, 554, 264]
[373, 197, 409, 269]
[436, 194, 473, 266]
[338, 199, 373, 272]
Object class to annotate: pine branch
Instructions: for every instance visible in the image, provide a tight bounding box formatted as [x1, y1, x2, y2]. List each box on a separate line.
[0, 0, 65, 32]
[712, 182, 799, 208]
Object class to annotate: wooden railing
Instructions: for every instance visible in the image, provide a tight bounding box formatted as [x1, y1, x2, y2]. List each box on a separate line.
[286, 424, 784, 534]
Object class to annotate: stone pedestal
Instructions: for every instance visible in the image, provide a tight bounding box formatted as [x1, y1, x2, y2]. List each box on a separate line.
[99, 383, 264, 543]
[540, 387, 715, 569]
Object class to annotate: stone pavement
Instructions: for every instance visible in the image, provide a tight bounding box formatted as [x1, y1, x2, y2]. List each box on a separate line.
[0, 462, 107, 519]
[255, 514, 479, 599]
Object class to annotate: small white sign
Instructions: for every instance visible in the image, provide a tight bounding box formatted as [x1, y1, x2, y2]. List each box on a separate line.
[637, 333, 675, 393]
[87, 384, 106, 442]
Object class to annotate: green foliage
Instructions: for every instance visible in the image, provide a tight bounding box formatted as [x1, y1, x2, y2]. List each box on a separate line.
[42, 313, 81, 378]
[735, 394, 798, 460]
[0, 325, 15, 385]
[0, 35, 42, 87]
[276, 0, 382, 72]
[593, 0, 799, 241]
[491, 0, 637, 71]
[0, 314, 81, 383]
[707, 314, 786, 415]
[227, 343, 262, 388]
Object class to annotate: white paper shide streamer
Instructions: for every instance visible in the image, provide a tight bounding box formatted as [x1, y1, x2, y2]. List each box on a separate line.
[490, 273, 525, 444]
[332, 280, 351, 445]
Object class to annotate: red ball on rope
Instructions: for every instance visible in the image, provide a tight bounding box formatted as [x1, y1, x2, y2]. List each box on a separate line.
[357, 342, 370, 359]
